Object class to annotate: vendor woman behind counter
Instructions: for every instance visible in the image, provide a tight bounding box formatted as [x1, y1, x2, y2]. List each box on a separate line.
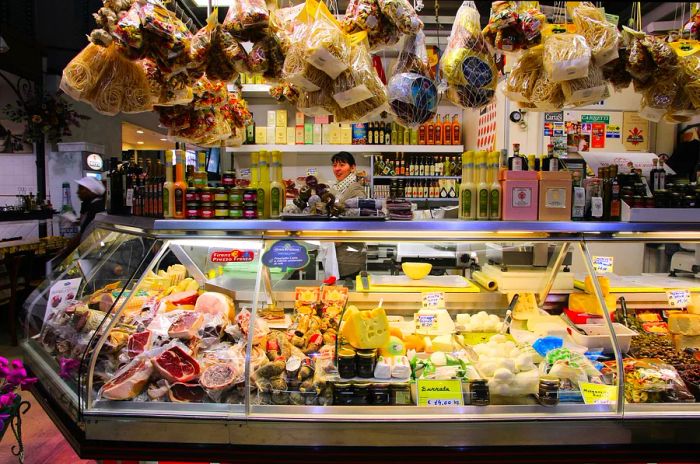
[330, 152, 367, 280]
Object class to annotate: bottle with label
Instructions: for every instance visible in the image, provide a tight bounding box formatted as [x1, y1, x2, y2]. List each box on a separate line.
[163, 155, 174, 218]
[410, 128, 418, 145]
[403, 126, 410, 145]
[509, 143, 524, 171]
[435, 116, 442, 145]
[429, 157, 435, 176]
[489, 151, 502, 220]
[427, 118, 435, 145]
[610, 164, 621, 221]
[443, 115, 452, 145]
[571, 171, 585, 221]
[173, 149, 187, 219]
[258, 150, 271, 218]
[590, 180, 604, 220]
[384, 122, 391, 145]
[459, 151, 476, 220]
[391, 123, 398, 146]
[419, 123, 426, 145]
[269, 151, 284, 218]
[545, 144, 559, 171]
[600, 167, 611, 220]
[650, 158, 666, 192]
[249, 151, 261, 213]
[477, 151, 490, 220]
[452, 115, 461, 145]
[194, 151, 208, 187]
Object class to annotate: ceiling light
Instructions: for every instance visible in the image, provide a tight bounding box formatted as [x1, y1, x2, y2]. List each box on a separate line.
[136, 130, 144, 134]
[137, 141, 144, 145]
[160, 138, 167, 141]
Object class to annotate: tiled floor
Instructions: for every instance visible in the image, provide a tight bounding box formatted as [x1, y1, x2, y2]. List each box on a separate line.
[0, 331, 96, 464]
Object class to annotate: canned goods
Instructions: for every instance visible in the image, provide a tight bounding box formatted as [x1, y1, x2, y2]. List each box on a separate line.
[214, 187, 228, 202]
[199, 202, 214, 219]
[186, 202, 200, 219]
[214, 202, 229, 219]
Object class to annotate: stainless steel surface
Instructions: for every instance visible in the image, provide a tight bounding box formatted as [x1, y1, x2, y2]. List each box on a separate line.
[167, 242, 207, 284]
[538, 242, 570, 308]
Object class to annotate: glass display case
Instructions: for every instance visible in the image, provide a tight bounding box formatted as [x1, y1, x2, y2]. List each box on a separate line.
[20, 215, 700, 452]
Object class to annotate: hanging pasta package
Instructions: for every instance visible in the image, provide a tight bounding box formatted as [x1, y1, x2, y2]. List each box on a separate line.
[378, 0, 423, 35]
[222, 0, 269, 42]
[305, 2, 351, 80]
[440, 1, 497, 109]
[572, 2, 620, 66]
[639, 78, 679, 122]
[138, 1, 192, 73]
[561, 65, 608, 108]
[529, 68, 564, 111]
[683, 54, 700, 110]
[482, 1, 545, 52]
[543, 33, 591, 82]
[342, 0, 400, 51]
[388, 31, 438, 127]
[247, 40, 269, 75]
[282, 1, 329, 92]
[270, 3, 305, 54]
[206, 26, 248, 82]
[332, 32, 388, 122]
[111, 1, 144, 59]
[81, 43, 153, 115]
[601, 48, 632, 91]
[187, 10, 217, 80]
[504, 45, 543, 103]
[296, 88, 340, 118]
[60, 43, 110, 101]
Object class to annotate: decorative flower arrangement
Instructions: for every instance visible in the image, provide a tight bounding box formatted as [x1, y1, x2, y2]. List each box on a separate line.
[0, 356, 37, 434]
[2, 92, 90, 145]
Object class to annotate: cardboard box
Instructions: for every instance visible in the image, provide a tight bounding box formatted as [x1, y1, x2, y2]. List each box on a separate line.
[276, 110, 287, 128]
[267, 111, 276, 128]
[255, 126, 267, 144]
[313, 124, 322, 145]
[304, 123, 313, 144]
[287, 127, 296, 145]
[330, 124, 341, 145]
[314, 115, 330, 125]
[295, 112, 305, 126]
[266, 127, 275, 145]
[341, 124, 352, 145]
[275, 127, 287, 145]
[322, 124, 331, 145]
[295, 126, 305, 145]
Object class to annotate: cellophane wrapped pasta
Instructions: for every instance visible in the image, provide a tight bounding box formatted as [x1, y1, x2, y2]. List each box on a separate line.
[187, 10, 217, 80]
[282, 2, 327, 92]
[270, 3, 305, 54]
[683, 54, 700, 110]
[561, 64, 608, 107]
[332, 32, 388, 122]
[297, 88, 340, 117]
[342, 0, 400, 51]
[247, 40, 269, 74]
[543, 33, 591, 82]
[206, 26, 248, 82]
[572, 2, 620, 66]
[80, 43, 153, 115]
[60, 43, 110, 101]
[112, 1, 144, 58]
[529, 68, 564, 110]
[388, 31, 438, 127]
[138, 1, 191, 74]
[601, 48, 632, 91]
[222, 0, 269, 42]
[482, 1, 545, 52]
[378, 0, 423, 35]
[440, 1, 497, 109]
[305, 2, 351, 80]
[504, 45, 543, 103]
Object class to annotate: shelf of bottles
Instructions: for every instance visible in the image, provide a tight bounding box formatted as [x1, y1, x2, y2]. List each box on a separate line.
[370, 153, 462, 202]
[226, 144, 464, 154]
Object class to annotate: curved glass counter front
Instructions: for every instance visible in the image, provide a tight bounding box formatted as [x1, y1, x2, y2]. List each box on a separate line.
[20, 215, 700, 447]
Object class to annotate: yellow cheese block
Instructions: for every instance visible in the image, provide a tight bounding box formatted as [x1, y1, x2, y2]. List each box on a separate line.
[568, 292, 617, 316]
[668, 312, 700, 336]
[672, 334, 700, 351]
[584, 275, 611, 295]
[509, 292, 539, 321]
[687, 294, 700, 315]
[341, 306, 390, 349]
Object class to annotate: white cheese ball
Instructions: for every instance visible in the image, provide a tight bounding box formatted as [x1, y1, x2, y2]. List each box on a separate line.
[493, 367, 515, 382]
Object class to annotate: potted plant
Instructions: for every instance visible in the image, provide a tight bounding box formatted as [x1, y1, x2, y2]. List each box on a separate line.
[1, 357, 37, 463]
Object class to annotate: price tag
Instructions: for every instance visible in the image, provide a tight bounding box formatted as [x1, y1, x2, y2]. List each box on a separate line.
[240, 168, 251, 177]
[307, 167, 317, 176]
[417, 379, 463, 407]
[125, 188, 134, 207]
[421, 291, 445, 309]
[592, 256, 614, 274]
[580, 382, 618, 405]
[667, 289, 691, 308]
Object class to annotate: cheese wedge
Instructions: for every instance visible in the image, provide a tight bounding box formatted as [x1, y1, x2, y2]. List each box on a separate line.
[668, 312, 700, 336]
[568, 292, 617, 316]
[341, 306, 390, 349]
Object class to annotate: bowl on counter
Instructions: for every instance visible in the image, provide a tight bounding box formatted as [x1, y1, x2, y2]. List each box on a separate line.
[402, 262, 432, 280]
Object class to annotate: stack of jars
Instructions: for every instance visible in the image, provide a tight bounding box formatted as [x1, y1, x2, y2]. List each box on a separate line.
[184, 169, 251, 220]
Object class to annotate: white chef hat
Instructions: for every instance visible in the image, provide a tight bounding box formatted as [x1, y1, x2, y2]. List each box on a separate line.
[75, 176, 105, 196]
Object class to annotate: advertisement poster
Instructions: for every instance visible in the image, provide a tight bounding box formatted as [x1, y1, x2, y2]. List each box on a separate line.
[623, 112, 649, 152]
[606, 124, 621, 138]
[44, 278, 82, 323]
[592, 123, 606, 149]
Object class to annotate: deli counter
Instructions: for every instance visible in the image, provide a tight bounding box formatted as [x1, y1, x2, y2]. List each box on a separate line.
[19, 214, 700, 460]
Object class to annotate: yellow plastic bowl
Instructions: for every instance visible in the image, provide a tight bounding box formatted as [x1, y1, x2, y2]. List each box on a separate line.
[402, 262, 432, 280]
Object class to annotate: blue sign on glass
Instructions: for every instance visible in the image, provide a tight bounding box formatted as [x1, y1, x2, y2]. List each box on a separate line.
[262, 240, 310, 272]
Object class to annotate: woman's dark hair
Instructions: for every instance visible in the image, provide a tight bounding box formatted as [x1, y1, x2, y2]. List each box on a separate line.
[331, 151, 356, 166]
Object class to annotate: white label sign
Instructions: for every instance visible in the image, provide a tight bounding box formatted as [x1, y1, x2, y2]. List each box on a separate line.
[592, 256, 614, 274]
[421, 291, 445, 309]
[667, 289, 691, 308]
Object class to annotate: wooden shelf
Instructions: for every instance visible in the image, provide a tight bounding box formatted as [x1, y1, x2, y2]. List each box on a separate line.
[226, 144, 465, 154]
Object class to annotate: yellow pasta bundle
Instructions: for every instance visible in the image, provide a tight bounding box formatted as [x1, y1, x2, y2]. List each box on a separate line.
[504, 45, 543, 103]
[561, 65, 608, 107]
[60, 43, 109, 101]
[543, 33, 591, 82]
[572, 2, 620, 66]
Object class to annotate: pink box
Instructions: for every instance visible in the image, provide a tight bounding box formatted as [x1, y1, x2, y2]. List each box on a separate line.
[500, 170, 539, 221]
[314, 115, 330, 124]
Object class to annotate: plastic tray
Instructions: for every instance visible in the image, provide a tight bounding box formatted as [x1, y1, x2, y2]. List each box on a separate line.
[566, 323, 637, 354]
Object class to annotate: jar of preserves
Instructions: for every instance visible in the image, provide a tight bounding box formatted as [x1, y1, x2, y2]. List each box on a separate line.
[214, 187, 228, 202]
[337, 348, 357, 379]
[390, 383, 412, 405]
[199, 187, 214, 203]
[369, 383, 391, 405]
[352, 383, 370, 405]
[538, 376, 560, 406]
[333, 383, 354, 406]
[670, 192, 683, 208]
[653, 190, 668, 208]
[186, 202, 200, 219]
[214, 202, 229, 219]
[222, 170, 236, 187]
[199, 202, 214, 219]
[229, 206, 243, 219]
[356, 349, 376, 378]
[229, 188, 244, 204]
[243, 205, 257, 219]
[469, 379, 490, 406]
[185, 187, 199, 202]
[243, 189, 257, 203]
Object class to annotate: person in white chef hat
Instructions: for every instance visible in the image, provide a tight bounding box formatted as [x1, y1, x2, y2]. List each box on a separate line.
[74, 176, 106, 234]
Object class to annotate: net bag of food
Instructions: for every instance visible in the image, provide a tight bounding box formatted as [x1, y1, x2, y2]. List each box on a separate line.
[378, 0, 423, 35]
[342, 0, 400, 51]
[572, 2, 620, 66]
[333, 31, 388, 122]
[441, 1, 497, 109]
[543, 33, 591, 82]
[561, 65, 608, 108]
[222, 0, 269, 42]
[503, 45, 542, 103]
[305, 1, 351, 80]
[388, 31, 438, 127]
